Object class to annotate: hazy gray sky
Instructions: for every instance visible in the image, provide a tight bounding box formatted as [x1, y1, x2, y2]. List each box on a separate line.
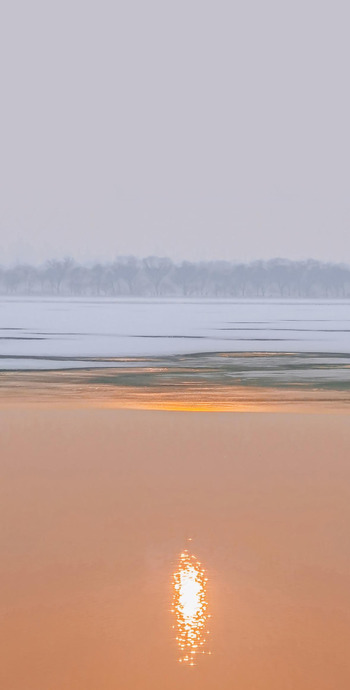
[0, 1, 349, 264]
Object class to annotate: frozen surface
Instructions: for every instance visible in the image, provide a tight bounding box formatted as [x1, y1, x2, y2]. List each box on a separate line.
[1, 297, 350, 370]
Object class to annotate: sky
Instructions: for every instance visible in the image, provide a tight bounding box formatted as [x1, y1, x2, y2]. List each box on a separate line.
[0, 0, 349, 265]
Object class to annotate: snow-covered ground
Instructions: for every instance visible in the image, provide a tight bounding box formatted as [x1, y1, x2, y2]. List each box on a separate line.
[1, 297, 350, 370]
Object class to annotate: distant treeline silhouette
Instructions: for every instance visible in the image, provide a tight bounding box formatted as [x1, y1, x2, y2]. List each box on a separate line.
[1, 257, 350, 298]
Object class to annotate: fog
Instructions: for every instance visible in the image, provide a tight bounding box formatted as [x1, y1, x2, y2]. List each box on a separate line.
[1, 1, 349, 264]
[1, 257, 350, 298]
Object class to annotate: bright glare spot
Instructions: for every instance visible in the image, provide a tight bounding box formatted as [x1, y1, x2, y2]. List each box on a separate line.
[172, 549, 210, 665]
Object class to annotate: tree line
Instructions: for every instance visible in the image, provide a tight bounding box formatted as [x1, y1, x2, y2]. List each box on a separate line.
[1, 256, 350, 298]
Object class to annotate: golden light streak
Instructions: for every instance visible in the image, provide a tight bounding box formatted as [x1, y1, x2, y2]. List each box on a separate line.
[172, 549, 210, 665]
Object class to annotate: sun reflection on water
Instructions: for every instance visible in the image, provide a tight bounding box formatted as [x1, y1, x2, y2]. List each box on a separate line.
[172, 549, 210, 665]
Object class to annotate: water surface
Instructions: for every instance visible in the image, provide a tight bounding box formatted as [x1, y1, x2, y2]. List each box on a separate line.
[1, 409, 349, 689]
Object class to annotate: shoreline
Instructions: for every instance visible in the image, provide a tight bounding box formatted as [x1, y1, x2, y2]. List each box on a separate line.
[1, 368, 350, 412]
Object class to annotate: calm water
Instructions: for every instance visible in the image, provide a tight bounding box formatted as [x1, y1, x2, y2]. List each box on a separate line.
[2, 409, 350, 689]
[1, 297, 350, 371]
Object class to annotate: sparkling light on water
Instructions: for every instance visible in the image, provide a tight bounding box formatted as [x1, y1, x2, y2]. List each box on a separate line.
[172, 549, 210, 665]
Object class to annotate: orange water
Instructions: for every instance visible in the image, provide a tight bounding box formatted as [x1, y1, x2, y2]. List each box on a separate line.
[1, 408, 349, 689]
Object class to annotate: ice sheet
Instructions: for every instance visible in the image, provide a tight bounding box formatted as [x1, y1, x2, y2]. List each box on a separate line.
[1, 297, 350, 370]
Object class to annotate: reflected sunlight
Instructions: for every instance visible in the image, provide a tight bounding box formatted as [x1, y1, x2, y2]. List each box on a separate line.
[172, 549, 210, 665]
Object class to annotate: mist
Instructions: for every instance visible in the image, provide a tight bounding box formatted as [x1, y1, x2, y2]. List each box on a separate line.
[1, 256, 350, 298]
[1, 1, 350, 265]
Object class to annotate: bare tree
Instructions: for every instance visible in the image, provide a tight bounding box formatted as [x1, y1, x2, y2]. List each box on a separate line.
[1, 255, 350, 299]
[44, 257, 75, 294]
[116, 256, 141, 295]
[142, 256, 172, 295]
